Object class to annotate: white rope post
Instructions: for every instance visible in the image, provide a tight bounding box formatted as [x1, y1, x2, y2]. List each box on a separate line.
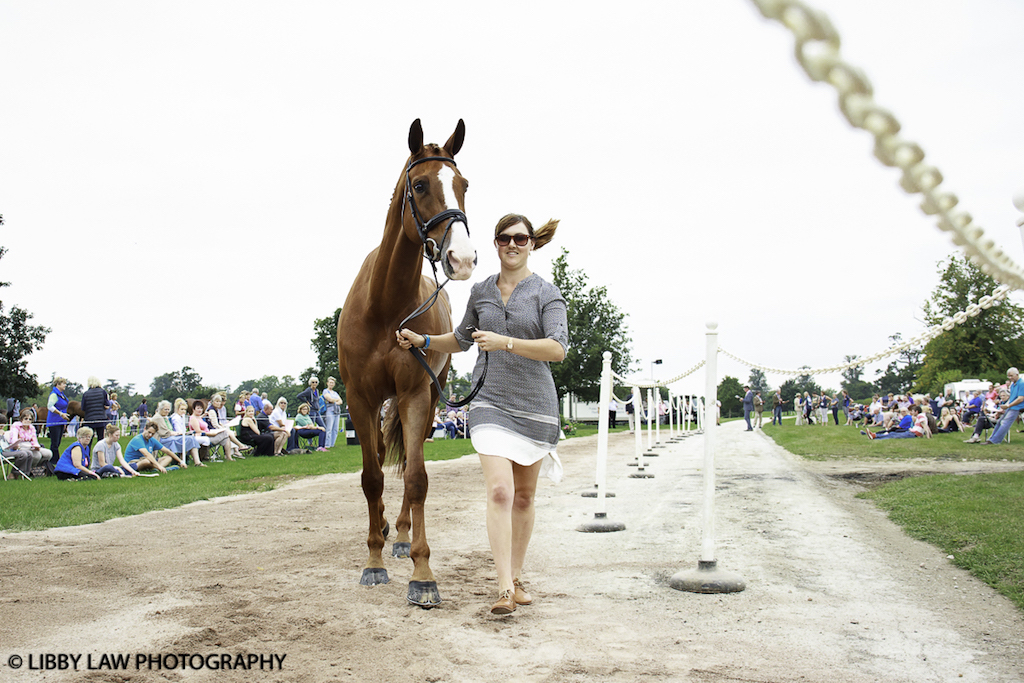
[578, 351, 625, 532]
[627, 386, 653, 478]
[671, 322, 745, 593]
[668, 390, 676, 441]
[645, 388, 654, 452]
[654, 388, 662, 445]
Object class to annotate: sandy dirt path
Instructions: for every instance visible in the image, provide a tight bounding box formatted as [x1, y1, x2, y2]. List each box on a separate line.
[2, 423, 1023, 682]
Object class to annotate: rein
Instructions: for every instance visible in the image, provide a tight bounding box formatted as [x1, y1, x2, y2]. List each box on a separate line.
[399, 155, 486, 410]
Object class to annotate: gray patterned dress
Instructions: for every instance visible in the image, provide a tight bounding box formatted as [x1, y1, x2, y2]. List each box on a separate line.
[454, 273, 569, 463]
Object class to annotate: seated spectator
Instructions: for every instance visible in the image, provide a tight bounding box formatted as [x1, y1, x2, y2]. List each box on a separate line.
[172, 398, 210, 464]
[125, 421, 186, 473]
[963, 390, 983, 425]
[258, 400, 289, 455]
[290, 402, 326, 452]
[443, 411, 460, 439]
[93, 424, 138, 477]
[189, 400, 236, 461]
[935, 407, 963, 433]
[7, 409, 53, 471]
[1, 415, 34, 479]
[296, 377, 326, 433]
[865, 404, 930, 440]
[964, 388, 1009, 443]
[234, 390, 250, 417]
[54, 426, 123, 480]
[239, 405, 276, 456]
[205, 394, 248, 458]
[151, 400, 204, 467]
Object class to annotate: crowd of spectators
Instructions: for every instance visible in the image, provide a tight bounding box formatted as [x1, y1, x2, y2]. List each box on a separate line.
[2, 375, 357, 481]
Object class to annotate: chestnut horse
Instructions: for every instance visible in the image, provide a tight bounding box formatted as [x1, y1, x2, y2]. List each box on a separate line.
[337, 119, 476, 607]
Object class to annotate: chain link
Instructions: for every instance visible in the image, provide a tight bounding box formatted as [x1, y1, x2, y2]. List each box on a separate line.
[750, 0, 1024, 291]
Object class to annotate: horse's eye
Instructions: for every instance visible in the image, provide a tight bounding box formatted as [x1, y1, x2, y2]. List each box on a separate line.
[414, 180, 426, 193]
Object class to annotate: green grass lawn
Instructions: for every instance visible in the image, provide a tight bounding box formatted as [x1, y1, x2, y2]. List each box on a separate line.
[0, 436, 477, 532]
[762, 421, 1024, 462]
[763, 421, 1024, 611]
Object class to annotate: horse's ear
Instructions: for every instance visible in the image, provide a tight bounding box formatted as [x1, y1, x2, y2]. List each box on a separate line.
[408, 119, 424, 155]
[443, 119, 465, 158]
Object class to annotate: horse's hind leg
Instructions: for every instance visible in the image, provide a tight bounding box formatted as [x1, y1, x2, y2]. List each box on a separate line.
[392, 493, 412, 559]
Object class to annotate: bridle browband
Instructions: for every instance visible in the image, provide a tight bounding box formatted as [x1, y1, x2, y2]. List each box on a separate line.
[398, 154, 486, 409]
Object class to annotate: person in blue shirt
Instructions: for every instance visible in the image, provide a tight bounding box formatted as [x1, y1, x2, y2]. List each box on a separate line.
[984, 368, 1024, 445]
[54, 427, 122, 480]
[124, 421, 186, 473]
[965, 391, 984, 425]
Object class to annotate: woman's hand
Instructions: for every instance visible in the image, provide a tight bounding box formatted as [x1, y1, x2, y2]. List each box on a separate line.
[471, 330, 510, 353]
[396, 328, 425, 349]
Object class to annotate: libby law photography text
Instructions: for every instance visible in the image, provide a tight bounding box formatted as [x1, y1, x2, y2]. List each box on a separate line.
[7, 652, 287, 671]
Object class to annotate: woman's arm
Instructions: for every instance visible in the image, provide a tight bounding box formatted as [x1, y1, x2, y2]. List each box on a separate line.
[471, 331, 565, 362]
[396, 329, 463, 355]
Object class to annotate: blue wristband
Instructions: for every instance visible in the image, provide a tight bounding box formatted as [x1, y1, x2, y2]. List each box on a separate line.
[423, 335, 430, 349]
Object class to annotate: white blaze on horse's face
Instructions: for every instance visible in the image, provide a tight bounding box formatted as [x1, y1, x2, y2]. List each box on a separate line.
[438, 165, 476, 281]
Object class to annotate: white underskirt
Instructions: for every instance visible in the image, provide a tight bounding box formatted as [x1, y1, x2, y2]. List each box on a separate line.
[471, 426, 562, 482]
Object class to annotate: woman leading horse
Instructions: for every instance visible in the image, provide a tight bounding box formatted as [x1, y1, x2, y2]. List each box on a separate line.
[337, 119, 475, 607]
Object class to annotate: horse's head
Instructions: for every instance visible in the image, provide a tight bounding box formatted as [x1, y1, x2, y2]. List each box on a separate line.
[404, 119, 476, 281]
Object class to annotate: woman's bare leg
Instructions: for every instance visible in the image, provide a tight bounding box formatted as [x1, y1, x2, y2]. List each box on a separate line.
[479, 454, 515, 593]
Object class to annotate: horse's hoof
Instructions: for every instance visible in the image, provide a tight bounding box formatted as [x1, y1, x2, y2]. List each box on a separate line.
[382, 521, 390, 539]
[360, 568, 390, 586]
[407, 580, 442, 608]
[392, 542, 411, 558]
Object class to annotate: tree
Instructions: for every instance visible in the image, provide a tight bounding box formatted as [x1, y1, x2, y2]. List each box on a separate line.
[149, 366, 204, 399]
[305, 307, 345, 403]
[779, 367, 821, 405]
[0, 238, 50, 401]
[914, 253, 1024, 394]
[747, 368, 770, 395]
[550, 249, 634, 402]
[875, 333, 923, 395]
[717, 376, 743, 418]
[840, 355, 875, 400]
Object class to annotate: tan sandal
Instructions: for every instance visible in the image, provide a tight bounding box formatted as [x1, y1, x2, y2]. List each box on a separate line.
[513, 578, 533, 605]
[490, 589, 516, 615]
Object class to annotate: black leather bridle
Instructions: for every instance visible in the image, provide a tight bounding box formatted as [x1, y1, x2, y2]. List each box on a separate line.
[398, 155, 486, 409]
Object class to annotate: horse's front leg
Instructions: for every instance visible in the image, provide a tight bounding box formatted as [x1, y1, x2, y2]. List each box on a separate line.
[392, 493, 412, 559]
[399, 395, 441, 607]
[350, 401, 389, 586]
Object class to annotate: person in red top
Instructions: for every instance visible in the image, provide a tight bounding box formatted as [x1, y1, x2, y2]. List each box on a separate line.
[867, 404, 931, 440]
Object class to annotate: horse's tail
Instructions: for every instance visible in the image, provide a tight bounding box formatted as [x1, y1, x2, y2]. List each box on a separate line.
[382, 400, 406, 473]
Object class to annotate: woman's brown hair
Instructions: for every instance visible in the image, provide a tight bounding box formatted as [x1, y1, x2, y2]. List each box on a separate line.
[493, 213, 559, 250]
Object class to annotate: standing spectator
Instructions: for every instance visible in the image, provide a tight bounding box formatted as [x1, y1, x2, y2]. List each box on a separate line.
[794, 393, 804, 426]
[983, 367, 1024, 445]
[742, 386, 754, 431]
[753, 391, 764, 429]
[45, 377, 71, 474]
[6, 396, 20, 421]
[322, 377, 344, 449]
[830, 393, 840, 425]
[80, 377, 111, 447]
[625, 392, 636, 433]
[248, 388, 264, 413]
[608, 398, 617, 429]
[136, 398, 149, 423]
[119, 412, 129, 434]
[128, 412, 140, 436]
[772, 390, 785, 426]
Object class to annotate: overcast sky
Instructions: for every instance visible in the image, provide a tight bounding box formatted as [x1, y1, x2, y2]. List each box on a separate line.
[2, 0, 1023, 400]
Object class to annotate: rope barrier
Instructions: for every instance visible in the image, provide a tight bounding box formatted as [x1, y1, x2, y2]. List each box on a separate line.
[750, 0, 1024, 291]
[611, 359, 706, 389]
[719, 283, 1011, 376]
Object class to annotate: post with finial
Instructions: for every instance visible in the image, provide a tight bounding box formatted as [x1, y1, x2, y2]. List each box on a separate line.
[670, 322, 746, 594]
[1015, 189, 1024, 250]
[577, 351, 625, 532]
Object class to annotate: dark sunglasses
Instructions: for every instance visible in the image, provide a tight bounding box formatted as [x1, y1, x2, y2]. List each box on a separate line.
[495, 233, 530, 247]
